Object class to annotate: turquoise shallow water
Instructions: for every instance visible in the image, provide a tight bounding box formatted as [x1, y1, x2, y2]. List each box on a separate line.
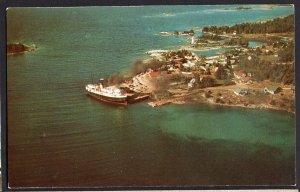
[249, 41, 266, 48]
[7, 5, 295, 187]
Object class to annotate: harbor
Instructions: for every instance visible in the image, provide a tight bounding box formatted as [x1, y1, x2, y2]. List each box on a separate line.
[86, 18, 295, 113]
[7, 5, 295, 187]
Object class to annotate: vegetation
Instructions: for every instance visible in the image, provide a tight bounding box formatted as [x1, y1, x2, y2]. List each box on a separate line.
[165, 49, 192, 59]
[272, 40, 288, 48]
[183, 29, 195, 35]
[196, 76, 216, 88]
[278, 42, 294, 62]
[225, 49, 242, 56]
[214, 65, 229, 80]
[197, 34, 223, 42]
[236, 55, 294, 84]
[202, 14, 294, 34]
[223, 6, 252, 10]
[224, 38, 249, 47]
[174, 29, 194, 35]
[235, 6, 252, 10]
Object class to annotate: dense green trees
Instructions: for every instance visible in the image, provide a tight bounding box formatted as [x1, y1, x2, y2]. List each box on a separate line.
[165, 50, 192, 59]
[280, 63, 294, 84]
[224, 38, 249, 47]
[174, 29, 194, 35]
[197, 34, 223, 42]
[196, 76, 216, 88]
[278, 42, 294, 62]
[202, 14, 294, 34]
[236, 55, 294, 84]
[214, 65, 229, 80]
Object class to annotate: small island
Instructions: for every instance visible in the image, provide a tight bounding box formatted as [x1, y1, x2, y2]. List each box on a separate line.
[223, 6, 252, 11]
[7, 43, 36, 55]
[159, 29, 195, 36]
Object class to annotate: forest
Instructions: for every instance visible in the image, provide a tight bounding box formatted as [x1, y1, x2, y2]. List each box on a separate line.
[202, 14, 294, 34]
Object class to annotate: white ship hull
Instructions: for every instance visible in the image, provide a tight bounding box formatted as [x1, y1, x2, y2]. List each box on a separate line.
[85, 84, 128, 106]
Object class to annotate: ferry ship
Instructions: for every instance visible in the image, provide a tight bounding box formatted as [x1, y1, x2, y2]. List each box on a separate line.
[85, 81, 128, 106]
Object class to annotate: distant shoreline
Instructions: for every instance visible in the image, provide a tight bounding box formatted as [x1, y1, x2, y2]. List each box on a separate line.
[180, 45, 237, 52]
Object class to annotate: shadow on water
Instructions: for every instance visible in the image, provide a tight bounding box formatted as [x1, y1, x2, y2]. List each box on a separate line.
[8, 130, 295, 187]
[128, 133, 295, 186]
[7, 6, 295, 188]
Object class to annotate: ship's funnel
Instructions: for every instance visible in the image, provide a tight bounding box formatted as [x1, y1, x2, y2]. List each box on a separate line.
[99, 78, 105, 89]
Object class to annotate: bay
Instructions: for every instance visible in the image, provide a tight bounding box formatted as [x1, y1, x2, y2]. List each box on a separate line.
[7, 5, 295, 187]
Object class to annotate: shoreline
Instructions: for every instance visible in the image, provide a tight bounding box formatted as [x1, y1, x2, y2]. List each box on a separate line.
[146, 82, 295, 114]
[180, 45, 237, 52]
[103, 15, 295, 114]
[147, 94, 295, 114]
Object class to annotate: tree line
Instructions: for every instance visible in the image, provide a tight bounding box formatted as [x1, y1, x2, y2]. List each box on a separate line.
[224, 38, 249, 47]
[202, 14, 294, 34]
[197, 34, 224, 43]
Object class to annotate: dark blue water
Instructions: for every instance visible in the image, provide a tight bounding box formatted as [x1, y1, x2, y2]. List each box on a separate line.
[7, 5, 295, 187]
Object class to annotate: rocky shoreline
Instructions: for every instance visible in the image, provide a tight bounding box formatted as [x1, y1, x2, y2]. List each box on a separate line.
[146, 84, 295, 114]
[148, 96, 295, 114]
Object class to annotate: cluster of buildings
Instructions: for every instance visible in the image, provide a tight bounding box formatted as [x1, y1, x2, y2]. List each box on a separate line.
[233, 70, 252, 84]
[146, 49, 252, 86]
[144, 44, 284, 97]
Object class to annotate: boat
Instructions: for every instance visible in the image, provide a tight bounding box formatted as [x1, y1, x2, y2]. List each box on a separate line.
[85, 82, 128, 106]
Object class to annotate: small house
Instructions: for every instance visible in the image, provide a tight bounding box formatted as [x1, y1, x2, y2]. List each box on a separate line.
[241, 76, 252, 84]
[200, 66, 207, 72]
[231, 64, 238, 69]
[205, 60, 217, 65]
[233, 88, 248, 96]
[264, 86, 281, 94]
[182, 60, 196, 68]
[149, 71, 160, 78]
[181, 71, 193, 75]
[233, 70, 246, 79]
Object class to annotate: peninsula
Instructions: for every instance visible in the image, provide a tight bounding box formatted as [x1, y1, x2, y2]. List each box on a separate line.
[90, 15, 295, 113]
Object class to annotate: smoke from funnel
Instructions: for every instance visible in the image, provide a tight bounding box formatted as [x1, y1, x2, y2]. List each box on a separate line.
[129, 59, 164, 76]
[152, 76, 171, 91]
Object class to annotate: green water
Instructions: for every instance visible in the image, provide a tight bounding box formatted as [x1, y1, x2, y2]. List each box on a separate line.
[7, 5, 295, 187]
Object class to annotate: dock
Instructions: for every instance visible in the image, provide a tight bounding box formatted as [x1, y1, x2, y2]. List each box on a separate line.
[127, 93, 150, 104]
